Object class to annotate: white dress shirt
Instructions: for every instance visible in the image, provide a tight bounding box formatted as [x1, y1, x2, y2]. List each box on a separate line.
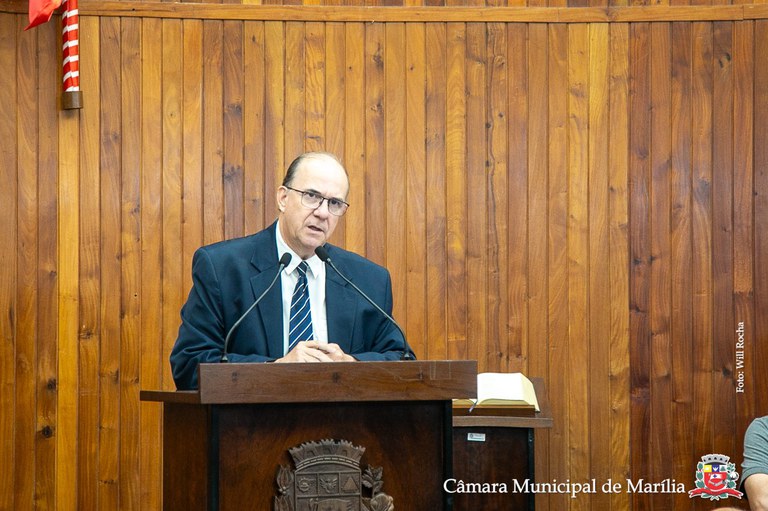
[275, 221, 328, 354]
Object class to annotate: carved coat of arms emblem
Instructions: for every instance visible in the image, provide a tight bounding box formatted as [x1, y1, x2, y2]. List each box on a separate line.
[274, 439, 394, 511]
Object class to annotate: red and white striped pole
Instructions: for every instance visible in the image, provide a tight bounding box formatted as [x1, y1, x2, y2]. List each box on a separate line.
[61, 0, 82, 109]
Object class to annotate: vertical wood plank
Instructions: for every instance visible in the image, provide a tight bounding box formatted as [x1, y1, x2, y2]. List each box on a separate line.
[649, 22, 673, 511]
[119, 18, 142, 511]
[364, 22, 386, 265]
[527, 21, 550, 511]
[325, 22, 346, 245]
[344, 23, 366, 254]
[732, 20, 755, 443]
[203, 20, 224, 244]
[98, 16, 122, 511]
[244, 21, 267, 234]
[223, 20, 245, 239]
[305, 21, 326, 153]
[506, 23, 528, 375]
[567, 22, 590, 511]
[264, 21, 285, 216]
[285, 22, 306, 159]
[691, 20, 714, 466]
[754, 21, 768, 415]
[465, 22, 486, 368]
[12, 17, 34, 511]
[425, 22, 447, 361]
[486, 21, 508, 372]
[628, 21, 652, 511]
[77, 15, 101, 510]
[445, 22, 467, 361]
[711, 20, 736, 458]
[608, 21, 631, 511]
[1, 15, 19, 511]
[37, 21, 60, 509]
[385, 22, 407, 323]
[405, 22, 427, 358]
[162, 19, 185, 399]
[139, 16, 163, 509]
[587, 21, 612, 511]
[547, 22, 570, 511]
[670, 20, 695, 511]
[182, 20, 204, 305]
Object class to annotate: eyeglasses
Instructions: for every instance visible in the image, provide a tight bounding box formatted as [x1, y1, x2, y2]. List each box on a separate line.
[284, 186, 350, 216]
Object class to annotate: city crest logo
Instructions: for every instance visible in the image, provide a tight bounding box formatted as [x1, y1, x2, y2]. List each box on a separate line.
[688, 454, 743, 501]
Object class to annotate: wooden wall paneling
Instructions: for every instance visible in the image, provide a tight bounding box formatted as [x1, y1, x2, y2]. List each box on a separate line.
[223, 20, 245, 239]
[243, 21, 267, 234]
[586, 20, 612, 511]
[285, 22, 306, 166]
[263, 21, 285, 220]
[506, 23, 528, 374]
[384, 22, 407, 323]
[649, 21, 673, 510]
[343, 22, 366, 254]
[58, 35, 81, 511]
[445, 22, 467, 361]
[2, 14, 19, 511]
[78, 15, 102, 511]
[305, 21, 326, 154]
[527, 21, 550, 511]
[486, 21, 509, 372]
[139, 16, 164, 509]
[712, 20, 737, 458]
[405, 22, 427, 358]
[608, 21, 631, 511]
[98, 15, 122, 511]
[732, 18, 755, 465]
[628, 21, 651, 511]
[181, 19, 204, 299]
[202, 20, 225, 244]
[161, 18, 185, 394]
[119, 17, 142, 511]
[755, 20, 768, 415]
[36, 20, 60, 508]
[567, 21, 590, 511]
[690, 19, 715, 470]
[669, 20, 695, 511]
[547, 21, 570, 511]
[364, 22, 386, 264]
[13, 16, 35, 511]
[465, 21, 486, 368]
[325, 22, 346, 243]
[424, 22, 448, 361]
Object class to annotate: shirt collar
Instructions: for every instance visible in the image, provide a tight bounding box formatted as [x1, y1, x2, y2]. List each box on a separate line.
[275, 220, 322, 278]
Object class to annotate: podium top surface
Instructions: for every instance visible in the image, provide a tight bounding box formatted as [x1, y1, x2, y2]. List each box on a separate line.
[141, 360, 477, 405]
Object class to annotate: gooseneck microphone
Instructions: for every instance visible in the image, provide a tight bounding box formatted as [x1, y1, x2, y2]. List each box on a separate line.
[221, 252, 292, 362]
[315, 245, 415, 360]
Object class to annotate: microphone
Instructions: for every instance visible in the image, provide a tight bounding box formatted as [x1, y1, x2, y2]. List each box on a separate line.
[221, 252, 292, 362]
[315, 245, 415, 360]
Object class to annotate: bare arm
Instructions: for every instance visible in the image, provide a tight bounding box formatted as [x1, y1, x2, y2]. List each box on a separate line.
[746, 474, 768, 511]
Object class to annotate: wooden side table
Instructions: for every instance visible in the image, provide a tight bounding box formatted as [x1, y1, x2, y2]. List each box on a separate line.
[452, 378, 553, 511]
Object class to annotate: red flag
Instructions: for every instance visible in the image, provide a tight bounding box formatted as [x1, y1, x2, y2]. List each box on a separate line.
[26, 0, 63, 30]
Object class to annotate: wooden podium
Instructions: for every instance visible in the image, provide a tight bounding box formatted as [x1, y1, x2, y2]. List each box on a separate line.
[141, 360, 477, 511]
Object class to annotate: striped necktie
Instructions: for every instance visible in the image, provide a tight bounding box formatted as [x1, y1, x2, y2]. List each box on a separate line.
[288, 261, 313, 352]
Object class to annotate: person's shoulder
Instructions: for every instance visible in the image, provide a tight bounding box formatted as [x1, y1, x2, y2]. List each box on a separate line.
[197, 225, 274, 256]
[747, 416, 768, 436]
[326, 245, 388, 275]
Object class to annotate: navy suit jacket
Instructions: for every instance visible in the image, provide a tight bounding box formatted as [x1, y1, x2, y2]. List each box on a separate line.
[170, 222, 412, 389]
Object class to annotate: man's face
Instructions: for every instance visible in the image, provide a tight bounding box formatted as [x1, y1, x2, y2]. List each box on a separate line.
[277, 156, 349, 260]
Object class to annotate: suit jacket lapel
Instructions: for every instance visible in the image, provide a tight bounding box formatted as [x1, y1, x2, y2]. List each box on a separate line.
[249, 223, 284, 358]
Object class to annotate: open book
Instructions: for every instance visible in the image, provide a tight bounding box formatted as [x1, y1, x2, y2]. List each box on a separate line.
[454, 372, 540, 412]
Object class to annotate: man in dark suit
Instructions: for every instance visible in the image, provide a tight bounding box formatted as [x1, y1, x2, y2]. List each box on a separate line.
[170, 152, 413, 389]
